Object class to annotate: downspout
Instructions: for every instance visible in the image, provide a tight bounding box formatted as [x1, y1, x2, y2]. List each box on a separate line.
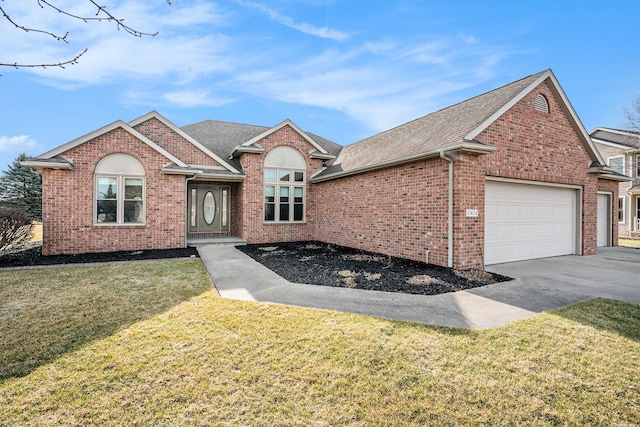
[185, 172, 201, 247]
[440, 151, 453, 268]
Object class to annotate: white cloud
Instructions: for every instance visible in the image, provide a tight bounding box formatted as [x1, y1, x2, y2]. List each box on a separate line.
[236, 1, 349, 41]
[234, 36, 510, 134]
[1, 1, 234, 85]
[0, 136, 41, 154]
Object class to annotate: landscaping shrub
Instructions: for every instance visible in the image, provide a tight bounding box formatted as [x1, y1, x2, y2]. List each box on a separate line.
[0, 207, 33, 251]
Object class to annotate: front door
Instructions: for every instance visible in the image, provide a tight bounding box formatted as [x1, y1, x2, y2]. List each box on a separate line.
[188, 184, 230, 233]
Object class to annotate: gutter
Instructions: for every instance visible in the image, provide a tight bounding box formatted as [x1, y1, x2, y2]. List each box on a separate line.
[440, 151, 454, 268]
[310, 141, 495, 183]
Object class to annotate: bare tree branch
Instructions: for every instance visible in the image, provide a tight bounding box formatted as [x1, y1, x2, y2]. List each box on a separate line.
[0, 1, 160, 70]
[0, 4, 69, 42]
[624, 97, 640, 132]
[37, 0, 159, 38]
[0, 48, 88, 69]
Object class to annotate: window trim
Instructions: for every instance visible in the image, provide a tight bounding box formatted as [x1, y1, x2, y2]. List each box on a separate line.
[263, 167, 306, 223]
[94, 174, 146, 226]
[618, 196, 625, 224]
[607, 155, 625, 176]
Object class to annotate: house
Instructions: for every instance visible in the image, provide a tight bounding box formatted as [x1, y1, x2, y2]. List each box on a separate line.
[23, 69, 626, 270]
[591, 127, 640, 238]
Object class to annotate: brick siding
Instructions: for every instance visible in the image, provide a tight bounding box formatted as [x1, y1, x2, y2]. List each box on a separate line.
[42, 127, 185, 255]
[309, 81, 602, 269]
[134, 117, 222, 167]
[42, 82, 609, 269]
[237, 125, 326, 243]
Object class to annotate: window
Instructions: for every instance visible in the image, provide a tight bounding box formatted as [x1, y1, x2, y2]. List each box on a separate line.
[636, 155, 640, 178]
[95, 154, 145, 225]
[608, 156, 625, 176]
[619, 197, 625, 223]
[534, 94, 549, 113]
[263, 146, 306, 222]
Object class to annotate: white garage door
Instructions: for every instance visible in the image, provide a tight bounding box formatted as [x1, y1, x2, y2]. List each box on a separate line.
[596, 194, 610, 247]
[485, 181, 578, 265]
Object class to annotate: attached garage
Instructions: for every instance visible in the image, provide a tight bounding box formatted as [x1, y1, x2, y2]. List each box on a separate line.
[484, 180, 580, 265]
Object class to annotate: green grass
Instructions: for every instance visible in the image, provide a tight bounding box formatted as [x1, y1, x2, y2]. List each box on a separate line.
[1, 261, 639, 426]
[619, 238, 640, 248]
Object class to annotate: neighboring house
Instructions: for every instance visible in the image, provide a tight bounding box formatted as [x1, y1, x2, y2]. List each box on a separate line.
[591, 127, 640, 238]
[23, 69, 625, 270]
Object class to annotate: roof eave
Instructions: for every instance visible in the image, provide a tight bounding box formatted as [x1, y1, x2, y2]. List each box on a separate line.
[231, 145, 265, 157]
[20, 159, 73, 171]
[130, 111, 242, 174]
[599, 173, 633, 182]
[310, 151, 336, 160]
[240, 119, 329, 154]
[311, 142, 495, 183]
[161, 166, 245, 181]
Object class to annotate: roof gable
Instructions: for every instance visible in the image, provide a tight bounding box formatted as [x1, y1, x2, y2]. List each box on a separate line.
[464, 69, 603, 165]
[32, 120, 187, 167]
[315, 69, 604, 181]
[239, 119, 330, 154]
[129, 111, 241, 174]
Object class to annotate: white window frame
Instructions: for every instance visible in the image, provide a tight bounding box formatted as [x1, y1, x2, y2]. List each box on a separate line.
[264, 168, 305, 223]
[95, 175, 146, 225]
[607, 156, 625, 176]
[636, 154, 640, 178]
[618, 196, 625, 224]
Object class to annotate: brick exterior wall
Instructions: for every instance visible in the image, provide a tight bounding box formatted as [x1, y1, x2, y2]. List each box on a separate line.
[312, 159, 450, 267]
[41, 127, 186, 255]
[308, 80, 603, 269]
[237, 125, 326, 243]
[133, 117, 223, 167]
[41, 81, 611, 269]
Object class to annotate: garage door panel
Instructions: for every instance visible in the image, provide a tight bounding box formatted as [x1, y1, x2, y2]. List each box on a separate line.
[485, 181, 577, 265]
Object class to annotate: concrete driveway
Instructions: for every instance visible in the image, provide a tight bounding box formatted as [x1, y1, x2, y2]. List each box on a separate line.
[198, 245, 640, 330]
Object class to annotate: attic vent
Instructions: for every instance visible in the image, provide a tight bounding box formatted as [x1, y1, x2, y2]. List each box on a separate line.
[534, 94, 549, 113]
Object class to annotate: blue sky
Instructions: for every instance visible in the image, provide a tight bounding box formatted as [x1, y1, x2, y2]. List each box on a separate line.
[1, 1, 639, 170]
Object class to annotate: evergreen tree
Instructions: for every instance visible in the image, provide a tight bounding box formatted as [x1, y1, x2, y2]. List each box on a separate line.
[0, 154, 42, 221]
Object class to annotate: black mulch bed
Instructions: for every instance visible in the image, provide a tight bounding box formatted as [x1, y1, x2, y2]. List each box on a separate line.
[238, 241, 512, 296]
[0, 242, 199, 268]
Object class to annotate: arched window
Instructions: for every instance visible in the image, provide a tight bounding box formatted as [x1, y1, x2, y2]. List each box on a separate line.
[534, 94, 549, 113]
[263, 146, 306, 222]
[94, 153, 145, 225]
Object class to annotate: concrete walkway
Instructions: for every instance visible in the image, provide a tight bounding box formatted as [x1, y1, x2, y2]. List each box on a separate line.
[197, 245, 640, 329]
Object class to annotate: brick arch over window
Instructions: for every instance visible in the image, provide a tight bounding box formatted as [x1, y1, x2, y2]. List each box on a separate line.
[94, 153, 145, 225]
[263, 146, 306, 222]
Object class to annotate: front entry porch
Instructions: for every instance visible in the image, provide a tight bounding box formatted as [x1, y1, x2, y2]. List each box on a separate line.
[187, 181, 244, 246]
[187, 236, 246, 247]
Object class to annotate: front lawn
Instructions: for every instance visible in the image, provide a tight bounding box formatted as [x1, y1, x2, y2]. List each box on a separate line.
[1, 261, 638, 426]
[619, 238, 640, 248]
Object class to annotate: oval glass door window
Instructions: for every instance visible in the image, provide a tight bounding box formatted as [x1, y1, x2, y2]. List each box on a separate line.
[203, 191, 216, 224]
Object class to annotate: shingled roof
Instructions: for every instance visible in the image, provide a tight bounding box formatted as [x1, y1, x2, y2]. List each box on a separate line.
[182, 119, 343, 171]
[590, 127, 640, 150]
[312, 69, 579, 182]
